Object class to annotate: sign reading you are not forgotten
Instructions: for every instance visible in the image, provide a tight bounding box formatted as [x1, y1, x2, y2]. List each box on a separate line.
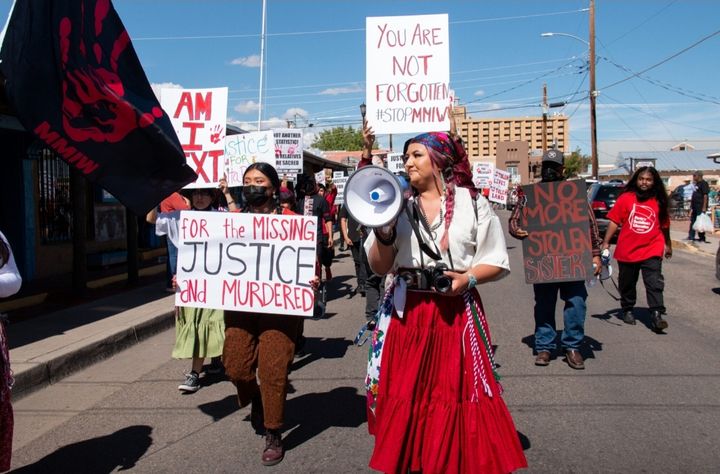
[175, 211, 318, 317]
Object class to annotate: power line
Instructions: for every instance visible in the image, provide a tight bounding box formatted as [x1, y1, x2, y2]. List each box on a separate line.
[134, 8, 588, 41]
[601, 93, 720, 135]
[601, 28, 720, 91]
[605, 0, 678, 47]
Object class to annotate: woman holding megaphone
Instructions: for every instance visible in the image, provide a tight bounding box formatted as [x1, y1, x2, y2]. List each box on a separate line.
[363, 121, 527, 473]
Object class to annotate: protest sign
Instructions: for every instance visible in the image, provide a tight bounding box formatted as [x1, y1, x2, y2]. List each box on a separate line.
[175, 211, 318, 317]
[334, 176, 348, 205]
[274, 128, 303, 175]
[387, 152, 405, 174]
[224, 131, 276, 187]
[333, 171, 345, 180]
[519, 180, 593, 284]
[161, 87, 228, 189]
[488, 168, 510, 205]
[472, 162, 494, 189]
[315, 170, 326, 185]
[366, 14, 450, 134]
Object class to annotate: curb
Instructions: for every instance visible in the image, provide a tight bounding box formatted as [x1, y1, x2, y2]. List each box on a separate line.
[671, 238, 716, 256]
[11, 308, 175, 400]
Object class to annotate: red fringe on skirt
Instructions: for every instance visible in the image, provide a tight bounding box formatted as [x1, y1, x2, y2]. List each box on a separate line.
[368, 290, 527, 474]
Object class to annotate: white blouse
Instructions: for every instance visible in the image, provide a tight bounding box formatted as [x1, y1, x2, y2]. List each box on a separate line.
[364, 187, 510, 280]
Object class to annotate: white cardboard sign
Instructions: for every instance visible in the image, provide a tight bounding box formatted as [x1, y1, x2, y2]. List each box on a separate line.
[274, 129, 304, 175]
[175, 211, 318, 317]
[224, 131, 276, 187]
[489, 168, 510, 205]
[472, 162, 495, 189]
[387, 152, 405, 174]
[366, 14, 450, 134]
[161, 87, 228, 189]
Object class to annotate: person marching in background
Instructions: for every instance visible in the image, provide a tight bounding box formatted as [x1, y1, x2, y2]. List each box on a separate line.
[508, 151, 602, 369]
[601, 166, 672, 332]
[166, 178, 236, 393]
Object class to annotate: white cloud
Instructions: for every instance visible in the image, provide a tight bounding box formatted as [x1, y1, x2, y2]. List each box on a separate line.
[151, 82, 183, 101]
[319, 84, 362, 95]
[474, 89, 485, 96]
[282, 108, 308, 120]
[234, 100, 260, 114]
[230, 55, 261, 67]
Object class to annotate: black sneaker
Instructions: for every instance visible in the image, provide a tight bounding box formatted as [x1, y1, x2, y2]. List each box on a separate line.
[178, 371, 200, 393]
[651, 311, 668, 331]
[621, 310, 636, 325]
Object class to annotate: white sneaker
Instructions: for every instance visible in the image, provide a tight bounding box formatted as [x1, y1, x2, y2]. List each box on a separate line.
[178, 371, 200, 392]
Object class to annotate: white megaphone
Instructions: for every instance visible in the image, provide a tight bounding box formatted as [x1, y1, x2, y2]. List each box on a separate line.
[344, 165, 408, 228]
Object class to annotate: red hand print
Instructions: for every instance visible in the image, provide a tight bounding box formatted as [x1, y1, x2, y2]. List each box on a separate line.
[275, 145, 282, 158]
[59, 0, 162, 143]
[209, 124, 224, 144]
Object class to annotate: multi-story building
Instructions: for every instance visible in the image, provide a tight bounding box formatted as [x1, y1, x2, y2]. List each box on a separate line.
[452, 105, 569, 161]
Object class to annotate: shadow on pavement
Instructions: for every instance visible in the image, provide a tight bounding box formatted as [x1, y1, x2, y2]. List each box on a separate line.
[198, 395, 239, 422]
[290, 336, 352, 372]
[517, 431, 531, 451]
[325, 275, 354, 302]
[282, 386, 366, 451]
[521, 334, 603, 360]
[12, 425, 152, 473]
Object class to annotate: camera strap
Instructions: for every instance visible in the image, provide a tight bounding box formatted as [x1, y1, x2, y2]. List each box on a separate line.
[405, 201, 443, 261]
[405, 200, 456, 272]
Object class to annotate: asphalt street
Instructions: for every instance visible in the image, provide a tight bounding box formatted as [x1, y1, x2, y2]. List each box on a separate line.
[9, 210, 720, 473]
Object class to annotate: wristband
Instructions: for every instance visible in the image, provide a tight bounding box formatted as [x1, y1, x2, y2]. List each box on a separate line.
[374, 226, 396, 246]
[467, 274, 478, 289]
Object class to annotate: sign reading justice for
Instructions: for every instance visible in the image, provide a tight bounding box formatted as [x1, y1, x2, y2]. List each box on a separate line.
[519, 180, 593, 284]
[175, 211, 318, 317]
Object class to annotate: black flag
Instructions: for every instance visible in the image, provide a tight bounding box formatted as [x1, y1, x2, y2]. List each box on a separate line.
[0, 0, 197, 215]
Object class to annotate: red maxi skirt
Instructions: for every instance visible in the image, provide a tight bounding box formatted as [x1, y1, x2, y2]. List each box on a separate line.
[368, 290, 527, 474]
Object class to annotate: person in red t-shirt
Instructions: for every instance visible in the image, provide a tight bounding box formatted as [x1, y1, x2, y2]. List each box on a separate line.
[601, 166, 672, 332]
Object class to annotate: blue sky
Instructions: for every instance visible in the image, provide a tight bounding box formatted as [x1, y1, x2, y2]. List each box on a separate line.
[3, 1, 720, 164]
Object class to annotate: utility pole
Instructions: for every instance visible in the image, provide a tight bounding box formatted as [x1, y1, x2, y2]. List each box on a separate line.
[542, 83, 548, 153]
[589, 0, 598, 179]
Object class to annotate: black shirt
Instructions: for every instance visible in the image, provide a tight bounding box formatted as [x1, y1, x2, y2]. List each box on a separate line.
[338, 205, 364, 242]
[296, 194, 330, 240]
[691, 179, 709, 211]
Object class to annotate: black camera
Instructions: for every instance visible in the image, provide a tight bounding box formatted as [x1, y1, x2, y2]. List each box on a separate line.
[425, 262, 452, 293]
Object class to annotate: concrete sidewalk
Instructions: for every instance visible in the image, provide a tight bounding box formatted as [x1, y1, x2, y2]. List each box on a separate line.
[8, 281, 175, 399]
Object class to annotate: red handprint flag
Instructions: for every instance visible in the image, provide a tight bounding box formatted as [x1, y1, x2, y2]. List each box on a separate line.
[0, 0, 197, 215]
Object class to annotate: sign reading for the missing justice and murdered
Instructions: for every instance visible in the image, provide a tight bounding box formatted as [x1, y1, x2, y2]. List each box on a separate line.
[176, 211, 318, 317]
[519, 180, 592, 284]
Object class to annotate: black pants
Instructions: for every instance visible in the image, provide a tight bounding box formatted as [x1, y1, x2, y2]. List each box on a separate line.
[618, 257, 665, 313]
[688, 209, 707, 241]
[349, 239, 367, 289]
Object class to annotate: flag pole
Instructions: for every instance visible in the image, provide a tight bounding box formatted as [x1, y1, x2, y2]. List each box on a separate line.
[257, 0, 267, 130]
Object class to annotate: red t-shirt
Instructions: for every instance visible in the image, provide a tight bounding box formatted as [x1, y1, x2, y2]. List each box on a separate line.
[160, 192, 190, 212]
[607, 192, 669, 262]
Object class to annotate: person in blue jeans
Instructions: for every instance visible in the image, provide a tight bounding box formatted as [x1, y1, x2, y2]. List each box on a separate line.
[508, 150, 601, 369]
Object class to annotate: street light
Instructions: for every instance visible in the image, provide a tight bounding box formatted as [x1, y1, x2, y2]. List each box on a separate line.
[541, 23, 598, 179]
[360, 102, 367, 120]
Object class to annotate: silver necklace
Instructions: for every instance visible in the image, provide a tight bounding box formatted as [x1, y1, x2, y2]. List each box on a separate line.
[418, 196, 443, 232]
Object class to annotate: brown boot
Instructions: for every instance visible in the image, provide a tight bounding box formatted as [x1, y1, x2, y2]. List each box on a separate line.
[565, 349, 585, 370]
[262, 429, 284, 466]
[534, 351, 551, 366]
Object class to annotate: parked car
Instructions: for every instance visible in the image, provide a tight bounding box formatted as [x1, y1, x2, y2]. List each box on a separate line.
[587, 182, 625, 241]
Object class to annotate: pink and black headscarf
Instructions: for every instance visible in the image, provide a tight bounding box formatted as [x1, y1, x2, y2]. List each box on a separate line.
[403, 132, 477, 250]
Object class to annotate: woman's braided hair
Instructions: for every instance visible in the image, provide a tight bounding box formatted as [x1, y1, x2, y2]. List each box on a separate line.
[404, 132, 477, 251]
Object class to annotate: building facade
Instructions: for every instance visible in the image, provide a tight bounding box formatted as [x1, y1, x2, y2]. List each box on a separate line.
[452, 105, 569, 160]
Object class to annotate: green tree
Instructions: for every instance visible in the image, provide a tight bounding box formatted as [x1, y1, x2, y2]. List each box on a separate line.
[564, 147, 591, 178]
[312, 126, 365, 151]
